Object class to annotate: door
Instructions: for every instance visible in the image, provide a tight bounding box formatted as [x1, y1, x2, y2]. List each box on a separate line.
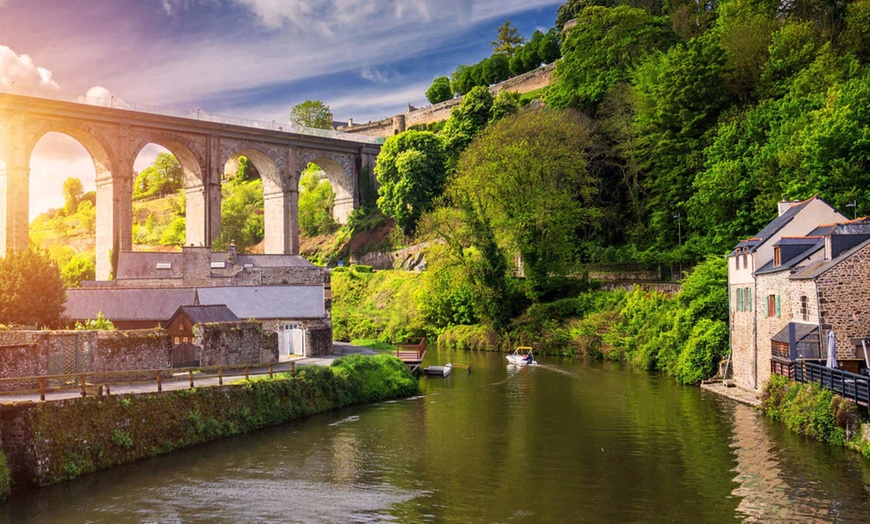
[279, 324, 305, 360]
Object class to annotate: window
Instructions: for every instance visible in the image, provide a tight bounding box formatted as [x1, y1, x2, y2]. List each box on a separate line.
[768, 295, 776, 317]
[743, 254, 749, 269]
[774, 247, 781, 267]
[735, 256, 740, 270]
[174, 337, 180, 345]
[183, 337, 189, 344]
[800, 296, 809, 321]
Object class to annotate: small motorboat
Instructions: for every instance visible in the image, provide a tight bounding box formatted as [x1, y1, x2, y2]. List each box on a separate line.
[423, 363, 452, 377]
[506, 347, 537, 366]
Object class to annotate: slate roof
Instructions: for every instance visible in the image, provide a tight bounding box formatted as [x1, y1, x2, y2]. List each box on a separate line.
[729, 197, 818, 255]
[197, 286, 324, 319]
[771, 322, 820, 344]
[169, 304, 239, 325]
[791, 236, 870, 280]
[65, 286, 324, 322]
[115, 251, 315, 280]
[65, 288, 197, 321]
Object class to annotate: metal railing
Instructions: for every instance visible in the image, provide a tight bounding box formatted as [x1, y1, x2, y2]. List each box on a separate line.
[0, 84, 384, 145]
[0, 361, 297, 401]
[793, 361, 870, 406]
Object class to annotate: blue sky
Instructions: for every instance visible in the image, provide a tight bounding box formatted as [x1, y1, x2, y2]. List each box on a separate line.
[0, 0, 563, 217]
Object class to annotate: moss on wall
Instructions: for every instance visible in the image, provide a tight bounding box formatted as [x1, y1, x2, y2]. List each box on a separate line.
[9, 355, 416, 488]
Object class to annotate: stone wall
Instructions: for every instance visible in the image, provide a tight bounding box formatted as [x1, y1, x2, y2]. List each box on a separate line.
[338, 63, 556, 138]
[729, 283, 756, 390]
[755, 271, 793, 390]
[816, 242, 870, 356]
[195, 321, 277, 366]
[93, 330, 171, 371]
[259, 319, 332, 357]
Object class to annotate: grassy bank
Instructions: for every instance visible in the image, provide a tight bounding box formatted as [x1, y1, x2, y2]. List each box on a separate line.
[761, 374, 870, 455]
[332, 258, 729, 385]
[0, 354, 416, 495]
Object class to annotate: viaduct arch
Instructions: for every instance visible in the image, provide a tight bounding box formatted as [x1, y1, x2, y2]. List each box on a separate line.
[0, 92, 381, 279]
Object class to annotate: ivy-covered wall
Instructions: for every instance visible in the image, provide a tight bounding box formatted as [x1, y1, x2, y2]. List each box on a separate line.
[0, 355, 417, 495]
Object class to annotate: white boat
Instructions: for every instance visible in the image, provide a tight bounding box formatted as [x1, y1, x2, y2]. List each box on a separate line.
[423, 363, 452, 377]
[506, 347, 537, 366]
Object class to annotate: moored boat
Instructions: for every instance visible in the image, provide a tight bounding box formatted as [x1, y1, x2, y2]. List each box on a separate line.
[423, 363, 452, 377]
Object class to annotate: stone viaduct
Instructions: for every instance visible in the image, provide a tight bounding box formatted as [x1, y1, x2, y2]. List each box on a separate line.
[0, 92, 381, 279]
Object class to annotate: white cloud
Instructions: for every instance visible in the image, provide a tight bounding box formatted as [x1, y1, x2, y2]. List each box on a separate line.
[358, 67, 392, 84]
[0, 45, 60, 91]
[85, 85, 112, 99]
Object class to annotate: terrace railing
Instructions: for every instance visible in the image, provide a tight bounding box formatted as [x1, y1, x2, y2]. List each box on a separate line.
[793, 361, 870, 406]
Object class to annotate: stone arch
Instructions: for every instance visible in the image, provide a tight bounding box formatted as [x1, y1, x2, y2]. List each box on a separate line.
[22, 119, 121, 279]
[296, 150, 357, 224]
[128, 132, 208, 249]
[219, 142, 289, 254]
[127, 131, 206, 188]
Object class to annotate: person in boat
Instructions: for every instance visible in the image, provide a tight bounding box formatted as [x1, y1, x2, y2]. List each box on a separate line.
[523, 352, 533, 364]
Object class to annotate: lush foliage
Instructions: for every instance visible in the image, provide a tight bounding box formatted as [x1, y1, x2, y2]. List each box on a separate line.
[426, 76, 453, 104]
[290, 99, 333, 129]
[133, 153, 184, 200]
[375, 130, 447, 235]
[761, 375, 863, 448]
[215, 170, 264, 251]
[74, 312, 116, 330]
[449, 108, 602, 300]
[0, 248, 66, 328]
[331, 267, 426, 343]
[298, 164, 336, 237]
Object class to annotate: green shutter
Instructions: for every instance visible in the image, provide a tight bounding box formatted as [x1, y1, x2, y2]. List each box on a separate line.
[747, 288, 752, 312]
[738, 288, 744, 311]
[775, 295, 781, 318]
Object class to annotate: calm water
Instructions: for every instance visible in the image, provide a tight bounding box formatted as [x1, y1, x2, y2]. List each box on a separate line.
[4, 351, 870, 523]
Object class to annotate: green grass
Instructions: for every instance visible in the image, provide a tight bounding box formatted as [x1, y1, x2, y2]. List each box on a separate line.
[350, 339, 396, 353]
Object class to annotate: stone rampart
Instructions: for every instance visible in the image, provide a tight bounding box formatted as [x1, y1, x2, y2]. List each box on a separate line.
[338, 63, 555, 138]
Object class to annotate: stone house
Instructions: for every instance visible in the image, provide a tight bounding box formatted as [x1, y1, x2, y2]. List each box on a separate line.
[729, 200, 870, 391]
[727, 197, 846, 390]
[65, 244, 332, 357]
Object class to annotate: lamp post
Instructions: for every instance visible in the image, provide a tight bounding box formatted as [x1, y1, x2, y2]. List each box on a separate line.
[847, 199, 857, 219]
[674, 212, 682, 280]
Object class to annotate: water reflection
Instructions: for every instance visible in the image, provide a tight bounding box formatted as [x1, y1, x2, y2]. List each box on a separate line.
[728, 400, 870, 522]
[4, 353, 870, 523]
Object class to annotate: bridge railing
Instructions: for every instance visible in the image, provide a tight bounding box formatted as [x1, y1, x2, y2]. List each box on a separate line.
[0, 84, 384, 145]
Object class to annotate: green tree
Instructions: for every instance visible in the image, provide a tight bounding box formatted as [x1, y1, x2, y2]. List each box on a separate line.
[449, 108, 602, 299]
[133, 153, 184, 199]
[217, 176, 264, 251]
[61, 252, 96, 287]
[491, 20, 524, 56]
[375, 130, 447, 235]
[440, 86, 495, 161]
[298, 165, 336, 237]
[62, 177, 83, 216]
[0, 248, 66, 328]
[290, 100, 333, 129]
[547, 6, 675, 111]
[426, 76, 453, 104]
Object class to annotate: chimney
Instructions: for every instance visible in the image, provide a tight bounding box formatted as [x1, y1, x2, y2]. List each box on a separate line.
[347, 118, 353, 127]
[778, 200, 796, 216]
[228, 241, 237, 265]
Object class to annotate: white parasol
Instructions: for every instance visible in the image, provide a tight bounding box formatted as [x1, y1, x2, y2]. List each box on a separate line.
[826, 330, 838, 369]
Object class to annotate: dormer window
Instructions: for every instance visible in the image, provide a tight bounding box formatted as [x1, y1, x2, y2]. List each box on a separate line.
[774, 247, 781, 267]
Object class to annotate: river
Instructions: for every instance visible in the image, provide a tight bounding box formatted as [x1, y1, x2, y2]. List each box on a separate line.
[4, 351, 870, 523]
